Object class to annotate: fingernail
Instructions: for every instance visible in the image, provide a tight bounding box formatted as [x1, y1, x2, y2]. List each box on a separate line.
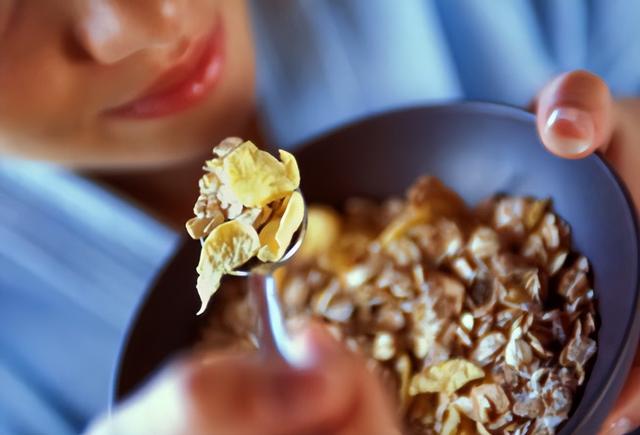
[285, 323, 341, 368]
[544, 107, 594, 156]
[282, 321, 315, 368]
[603, 417, 634, 435]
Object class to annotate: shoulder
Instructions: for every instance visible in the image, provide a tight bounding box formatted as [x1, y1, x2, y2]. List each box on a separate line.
[0, 160, 178, 324]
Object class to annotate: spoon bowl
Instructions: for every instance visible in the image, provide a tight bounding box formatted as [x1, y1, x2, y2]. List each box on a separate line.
[201, 189, 309, 363]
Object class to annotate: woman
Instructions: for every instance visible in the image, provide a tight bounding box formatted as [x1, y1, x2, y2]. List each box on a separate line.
[0, 1, 638, 434]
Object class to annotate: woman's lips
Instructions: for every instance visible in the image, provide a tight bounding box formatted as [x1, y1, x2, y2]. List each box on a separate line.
[104, 24, 224, 120]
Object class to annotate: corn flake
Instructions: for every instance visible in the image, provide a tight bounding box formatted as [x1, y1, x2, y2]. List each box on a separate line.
[258, 191, 305, 262]
[379, 207, 432, 246]
[195, 220, 261, 314]
[199, 220, 260, 273]
[224, 141, 297, 207]
[279, 149, 300, 186]
[409, 359, 484, 396]
[189, 138, 304, 315]
[196, 260, 223, 315]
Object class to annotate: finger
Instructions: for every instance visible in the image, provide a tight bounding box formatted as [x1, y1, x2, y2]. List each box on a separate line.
[84, 359, 198, 435]
[333, 360, 401, 435]
[599, 365, 640, 435]
[535, 70, 614, 159]
[292, 325, 400, 435]
[86, 324, 375, 435]
[184, 324, 359, 435]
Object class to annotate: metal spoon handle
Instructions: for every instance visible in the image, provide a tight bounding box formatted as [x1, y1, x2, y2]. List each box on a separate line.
[249, 272, 291, 363]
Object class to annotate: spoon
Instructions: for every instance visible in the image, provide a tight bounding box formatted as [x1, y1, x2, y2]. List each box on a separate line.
[203, 191, 308, 365]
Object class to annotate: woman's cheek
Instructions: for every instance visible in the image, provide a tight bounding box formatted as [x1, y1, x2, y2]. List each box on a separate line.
[0, 49, 83, 132]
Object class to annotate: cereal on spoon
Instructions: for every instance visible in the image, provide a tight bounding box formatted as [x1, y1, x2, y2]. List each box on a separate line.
[186, 137, 305, 314]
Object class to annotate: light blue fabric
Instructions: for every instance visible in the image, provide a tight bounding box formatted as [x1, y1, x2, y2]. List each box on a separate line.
[0, 161, 179, 434]
[251, 0, 640, 148]
[2, 1, 640, 433]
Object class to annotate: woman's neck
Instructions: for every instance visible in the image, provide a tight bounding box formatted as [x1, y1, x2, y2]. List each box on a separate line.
[92, 159, 205, 229]
[90, 117, 267, 230]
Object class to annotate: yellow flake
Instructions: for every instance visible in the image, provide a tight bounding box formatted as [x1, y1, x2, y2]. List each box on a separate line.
[409, 359, 484, 396]
[257, 191, 305, 262]
[279, 149, 300, 187]
[195, 260, 223, 315]
[198, 220, 260, 273]
[195, 221, 260, 314]
[298, 206, 341, 260]
[224, 141, 296, 207]
[254, 205, 273, 228]
[379, 207, 432, 246]
[189, 139, 305, 316]
[274, 192, 292, 216]
[257, 219, 280, 260]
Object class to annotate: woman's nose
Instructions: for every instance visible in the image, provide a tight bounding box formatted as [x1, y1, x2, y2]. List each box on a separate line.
[74, 0, 188, 64]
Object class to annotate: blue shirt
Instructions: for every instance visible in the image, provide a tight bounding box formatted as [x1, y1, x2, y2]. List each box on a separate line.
[251, 0, 640, 147]
[0, 161, 178, 434]
[2, 1, 640, 433]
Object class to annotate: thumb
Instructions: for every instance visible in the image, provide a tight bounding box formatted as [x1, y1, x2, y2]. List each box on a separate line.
[535, 70, 614, 159]
[85, 324, 367, 435]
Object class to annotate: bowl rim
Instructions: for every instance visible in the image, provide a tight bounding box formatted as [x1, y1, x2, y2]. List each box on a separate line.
[111, 101, 640, 431]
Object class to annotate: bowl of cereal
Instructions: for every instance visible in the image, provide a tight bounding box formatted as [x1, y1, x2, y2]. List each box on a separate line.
[113, 103, 640, 434]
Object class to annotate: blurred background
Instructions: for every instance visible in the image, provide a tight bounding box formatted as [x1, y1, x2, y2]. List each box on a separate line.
[1, 0, 639, 433]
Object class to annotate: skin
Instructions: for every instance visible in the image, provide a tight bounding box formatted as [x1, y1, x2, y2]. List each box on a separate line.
[535, 70, 640, 435]
[0, 2, 638, 433]
[85, 325, 402, 435]
[0, 0, 255, 169]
